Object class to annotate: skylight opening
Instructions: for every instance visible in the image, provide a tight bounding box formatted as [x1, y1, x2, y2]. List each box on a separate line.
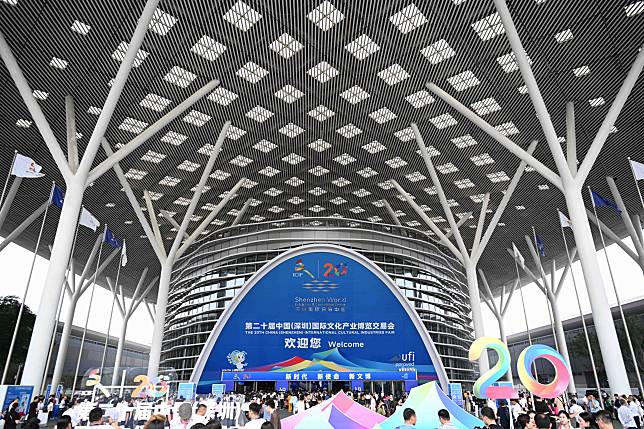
[309, 166, 329, 176]
[429, 113, 458, 129]
[447, 70, 480, 91]
[470, 153, 495, 166]
[362, 141, 386, 154]
[309, 205, 326, 213]
[333, 153, 356, 165]
[497, 52, 532, 73]
[625, 1, 644, 16]
[191, 35, 226, 62]
[49, 57, 68, 70]
[32, 90, 49, 100]
[124, 168, 147, 180]
[141, 150, 166, 163]
[487, 171, 510, 182]
[309, 187, 327, 196]
[420, 39, 456, 64]
[253, 139, 277, 153]
[345, 34, 380, 60]
[572, 65, 590, 77]
[452, 134, 477, 148]
[71, 20, 91, 35]
[554, 29, 573, 43]
[177, 160, 201, 172]
[279, 123, 305, 138]
[339, 85, 370, 104]
[285, 177, 305, 187]
[589, 97, 605, 107]
[223, 1, 262, 31]
[208, 87, 238, 105]
[495, 121, 519, 136]
[140, 93, 171, 112]
[471, 97, 501, 116]
[288, 196, 305, 205]
[357, 167, 378, 178]
[230, 155, 253, 167]
[308, 105, 335, 122]
[183, 110, 211, 127]
[174, 197, 191, 206]
[307, 61, 339, 83]
[149, 8, 178, 35]
[436, 162, 458, 174]
[394, 127, 415, 142]
[16, 119, 32, 128]
[226, 125, 246, 140]
[258, 166, 280, 177]
[454, 179, 475, 189]
[405, 90, 434, 108]
[282, 153, 305, 165]
[236, 61, 269, 83]
[406, 171, 426, 182]
[264, 188, 283, 197]
[246, 105, 274, 123]
[308, 139, 332, 152]
[307, 1, 344, 31]
[385, 157, 408, 169]
[119, 117, 148, 134]
[336, 124, 362, 138]
[377, 63, 410, 85]
[161, 131, 188, 146]
[164, 66, 197, 88]
[331, 178, 350, 188]
[353, 189, 371, 198]
[471, 12, 504, 41]
[390, 4, 427, 34]
[269, 33, 304, 59]
[369, 107, 397, 124]
[275, 85, 304, 103]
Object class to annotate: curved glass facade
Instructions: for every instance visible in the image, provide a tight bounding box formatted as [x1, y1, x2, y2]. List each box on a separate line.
[161, 218, 475, 386]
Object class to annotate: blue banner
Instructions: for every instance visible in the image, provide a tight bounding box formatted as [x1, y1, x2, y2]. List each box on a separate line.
[193, 249, 444, 392]
[1, 385, 33, 415]
[221, 370, 416, 381]
[177, 383, 196, 401]
[448, 383, 464, 408]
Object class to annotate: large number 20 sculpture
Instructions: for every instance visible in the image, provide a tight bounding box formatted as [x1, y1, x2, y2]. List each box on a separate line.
[469, 337, 571, 399]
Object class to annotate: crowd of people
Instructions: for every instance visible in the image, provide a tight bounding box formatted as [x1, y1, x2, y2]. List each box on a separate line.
[480, 392, 644, 429]
[3, 388, 644, 429]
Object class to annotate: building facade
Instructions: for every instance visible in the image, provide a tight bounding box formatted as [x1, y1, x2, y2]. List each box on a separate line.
[161, 218, 476, 386]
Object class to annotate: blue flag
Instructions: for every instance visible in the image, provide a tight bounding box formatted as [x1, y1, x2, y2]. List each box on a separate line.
[104, 228, 122, 248]
[591, 191, 621, 214]
[535, 234, 545, 257]
[51, 185, 64, 208]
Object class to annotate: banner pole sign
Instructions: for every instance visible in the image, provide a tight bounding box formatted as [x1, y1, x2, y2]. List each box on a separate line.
[190, 245, 449, 394]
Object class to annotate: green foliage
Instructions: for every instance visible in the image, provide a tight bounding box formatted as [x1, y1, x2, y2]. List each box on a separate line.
[0, 296, 36, 382]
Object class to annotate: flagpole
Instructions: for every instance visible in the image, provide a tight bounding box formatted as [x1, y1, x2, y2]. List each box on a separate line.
[514, 256, 535, 406]
[531, 227, 560, 353]
[588, 187, 644, 396]
[71, 222, 106, 396]
[558, 210, 604, 408]
[0, 150, 18, 209]
[99, 259, 122, 378]
[1, 182, 54, 384]
[628, 157, 644, 211]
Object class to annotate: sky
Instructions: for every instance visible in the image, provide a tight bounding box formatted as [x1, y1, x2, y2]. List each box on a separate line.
[1, 230, 643, 349]
[0, 238, 153, 345]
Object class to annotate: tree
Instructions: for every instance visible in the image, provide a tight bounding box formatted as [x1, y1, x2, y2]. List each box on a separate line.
[0, 296, 36, 383]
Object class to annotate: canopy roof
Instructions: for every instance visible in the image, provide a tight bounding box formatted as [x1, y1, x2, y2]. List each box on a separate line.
[1, 0, 643, 298]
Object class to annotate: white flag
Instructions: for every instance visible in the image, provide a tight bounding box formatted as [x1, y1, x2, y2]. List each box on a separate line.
[121, 240, 128, 267]
[558, 210, 572, 228]
[630, 159, 644, 181]
[79, 207, 100, 231]
[12, 153, 44, 178]
[512, 243, 525, 269]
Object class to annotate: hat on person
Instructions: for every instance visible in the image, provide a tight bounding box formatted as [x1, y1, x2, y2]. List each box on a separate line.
[178, 403, 192, 420]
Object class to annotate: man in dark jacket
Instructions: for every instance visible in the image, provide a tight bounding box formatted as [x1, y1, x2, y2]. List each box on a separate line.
[265, 400, 281, 429]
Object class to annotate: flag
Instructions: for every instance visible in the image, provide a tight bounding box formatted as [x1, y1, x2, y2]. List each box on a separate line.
[512, 243, 525, 269]
[121, 240, 128, 267]
[535, 234, 545, 257]
[630, 159, 644, 181]
[79, 207, 100, 231]
[591, 191, 621, 214]
[51, 185, 65, 209]
[558, 210, 572, 228]
[12, 153, 44, 178]
[104, 227, 122, 248]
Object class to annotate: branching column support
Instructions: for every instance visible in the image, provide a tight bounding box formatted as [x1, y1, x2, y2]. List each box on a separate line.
[425, 0, 644, 393]
[606, 177, 644, 272]
[522, 237, 578, 394]
[382, 199, 402, 226]
[106, 270, 158, 386]
[478, 271, 518, 381]
[49, 236, 120, 393]
[105, 121, 247, 379]
[0, 0, 222, 392]
[393, 124, 535, 373]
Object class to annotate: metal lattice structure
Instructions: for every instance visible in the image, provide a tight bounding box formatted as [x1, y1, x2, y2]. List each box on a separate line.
[1, 0, 643, 296]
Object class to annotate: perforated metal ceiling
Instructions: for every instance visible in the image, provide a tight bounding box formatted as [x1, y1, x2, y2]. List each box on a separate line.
[1, 0, 643, 298]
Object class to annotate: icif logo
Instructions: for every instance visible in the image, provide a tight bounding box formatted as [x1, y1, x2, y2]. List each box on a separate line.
[293, 258, 315, 278]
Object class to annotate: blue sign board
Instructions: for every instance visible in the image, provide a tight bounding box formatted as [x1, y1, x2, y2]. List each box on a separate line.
[221, 370, 416, 381]
[177, 383, 196, 401]
[448, 383, 464, 408]
[192, 247, 446, 393]
[211, 384, 225, 399]
[1, 385, 34, 415]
